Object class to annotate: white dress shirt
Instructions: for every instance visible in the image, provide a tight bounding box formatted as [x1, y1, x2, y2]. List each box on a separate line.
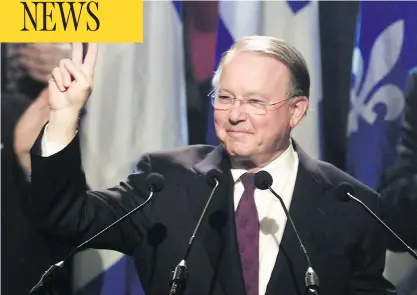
[231, 143, 299, 295]
[41, 129, 299, 295]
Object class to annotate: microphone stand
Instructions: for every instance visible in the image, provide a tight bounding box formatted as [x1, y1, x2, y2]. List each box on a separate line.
[168, 178, 221, 295]
[29, 261, 65, 295]
[30, 181, 161, 295]
[346, 192, 417, 261]
[336, 183, 417, 261]
[267, 187, 320, 295]
[305, 267, 320, 295]
[254, 170, 321, 295]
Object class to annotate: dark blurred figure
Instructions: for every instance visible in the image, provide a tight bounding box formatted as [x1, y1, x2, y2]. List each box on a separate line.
[379, 67, 417, 251]
[1, 43, 74, 295]
[378, 67, 417, 295]
[183, 2, 218, 144]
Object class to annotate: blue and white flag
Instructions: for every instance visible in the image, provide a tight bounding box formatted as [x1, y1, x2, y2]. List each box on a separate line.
[347, 1, 417, 190]
[206, 1, 262, 145]
[262, 0, 323, 159]
[347, 2, 417, 292]
[76, 1, 187, 294]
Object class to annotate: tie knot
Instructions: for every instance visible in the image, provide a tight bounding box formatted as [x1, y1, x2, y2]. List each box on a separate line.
[240, 173, 255, 192]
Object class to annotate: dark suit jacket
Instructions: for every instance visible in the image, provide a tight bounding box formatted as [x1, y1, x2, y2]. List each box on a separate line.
[30, 134, 396, 295]
[379, 67, 417, 251]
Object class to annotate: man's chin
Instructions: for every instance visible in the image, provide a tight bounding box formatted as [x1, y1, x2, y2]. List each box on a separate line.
[224, 146, 253, 159]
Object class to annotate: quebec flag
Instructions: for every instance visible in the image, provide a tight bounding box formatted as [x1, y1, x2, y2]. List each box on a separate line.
[206, 1, 262, 145]
[346, 1, 417, 190]
[347, 2, 417, 293]
[76, 1, 187, 294]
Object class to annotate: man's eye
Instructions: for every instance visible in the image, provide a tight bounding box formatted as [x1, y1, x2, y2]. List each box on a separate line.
[218, 96, 231, 100]
[247, 99, 264, 104]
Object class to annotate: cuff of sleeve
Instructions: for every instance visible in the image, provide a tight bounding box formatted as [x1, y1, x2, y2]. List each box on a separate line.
[41, 124, 78, 157]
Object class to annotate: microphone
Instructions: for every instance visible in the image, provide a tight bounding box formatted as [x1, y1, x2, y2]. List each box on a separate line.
[29, 172, 165, 295]
[254, 170, 320, 295]
[335, 182, 417, 261]
[168, 169, 225, 295]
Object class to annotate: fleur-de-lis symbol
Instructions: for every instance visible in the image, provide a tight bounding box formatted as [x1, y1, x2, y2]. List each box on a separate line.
[348, 20, 406, 135]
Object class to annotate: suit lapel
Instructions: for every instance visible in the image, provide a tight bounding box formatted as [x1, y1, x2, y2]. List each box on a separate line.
[191, 145, 247, 295]
[187, 142, 334, 295]
[265, 144, 333, 295]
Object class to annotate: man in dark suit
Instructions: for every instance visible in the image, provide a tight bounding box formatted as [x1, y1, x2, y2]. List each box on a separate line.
[379, 67, 417, 251]
[30, 39, 396, 295]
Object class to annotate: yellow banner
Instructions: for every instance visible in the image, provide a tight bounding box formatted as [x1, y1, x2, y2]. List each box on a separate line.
[0, 0, 143, 42]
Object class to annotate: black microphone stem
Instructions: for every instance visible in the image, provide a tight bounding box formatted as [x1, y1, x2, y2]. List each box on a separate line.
[268, 188, 312, 267]
[184, 180, 220, 260]
[169, 179, 220, 295]
[267, 187, 320, 295]
[347, 192, 417, 260]
[65, 190, 156, 262]
[254, 171, 320, 295]
[30, 179, 162, 295]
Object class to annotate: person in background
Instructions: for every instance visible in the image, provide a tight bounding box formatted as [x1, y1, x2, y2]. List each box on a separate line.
[2, 43, 72, 99]
[379, 67, 417, 251]
[13, 87, 50, 175]
[379, 67, 417, 295]
[1, 43, 74, 295]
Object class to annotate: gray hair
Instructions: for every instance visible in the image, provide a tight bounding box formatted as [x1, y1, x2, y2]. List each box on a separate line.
[211, 36, 310, 99]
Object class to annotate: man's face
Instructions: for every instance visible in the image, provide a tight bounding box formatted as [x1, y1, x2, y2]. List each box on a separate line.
[214, 51, 307, 164]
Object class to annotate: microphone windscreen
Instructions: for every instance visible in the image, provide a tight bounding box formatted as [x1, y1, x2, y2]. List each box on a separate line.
[145, 173, 165, 192]
[335, 182, 354, 202]
[205, 169, 225, 187]
[254, 170, 273, 190]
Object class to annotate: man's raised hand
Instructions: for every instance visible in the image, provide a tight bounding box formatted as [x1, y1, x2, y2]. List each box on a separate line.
[49, 42, 98, 114]
[45, 43, 98, 147]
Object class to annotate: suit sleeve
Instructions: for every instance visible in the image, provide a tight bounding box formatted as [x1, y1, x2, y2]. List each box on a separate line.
[30, 131, 153, 255]
[378, 69, 417, 251]
[350, 194, 397, 295]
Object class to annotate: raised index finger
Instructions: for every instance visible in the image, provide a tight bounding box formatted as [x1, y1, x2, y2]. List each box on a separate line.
[83, 43, 98, 70]
[71, 42, 83, 66]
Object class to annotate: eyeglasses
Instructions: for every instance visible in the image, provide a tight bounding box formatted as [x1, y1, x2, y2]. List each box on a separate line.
[210, 93, 293, 115]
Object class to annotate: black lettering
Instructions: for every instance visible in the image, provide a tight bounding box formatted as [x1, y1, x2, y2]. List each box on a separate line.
[57, 2, 85, 31]
[40, 2, 56, 31]
[86, 1, 99, 31]
[21, 2, 39, 31]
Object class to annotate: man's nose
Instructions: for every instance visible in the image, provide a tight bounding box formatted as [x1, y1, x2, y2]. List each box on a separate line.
[228, 100, 247, 122]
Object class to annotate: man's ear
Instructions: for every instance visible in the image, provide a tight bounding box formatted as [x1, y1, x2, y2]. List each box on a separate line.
[289, 96, 309, 128]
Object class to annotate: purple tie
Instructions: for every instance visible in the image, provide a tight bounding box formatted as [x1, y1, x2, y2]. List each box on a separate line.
[235, 173, 259, 295]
